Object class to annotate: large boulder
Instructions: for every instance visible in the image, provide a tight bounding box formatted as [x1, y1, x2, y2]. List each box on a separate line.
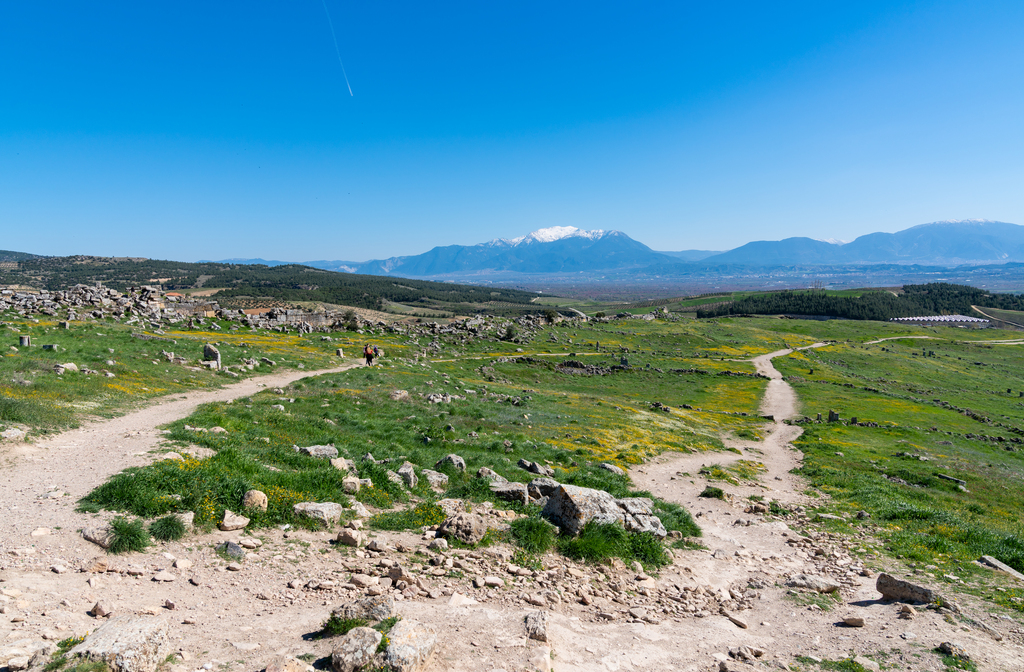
[383, 620, 437, 672]
[437, 512, 487, 544]
[332, 595, 395, 622]
[542, 485, 621, 536]
[489, 481, 528, 506]
[68, 615, 170, 672]
[330, 627, 382, 672]
[542, 485, 667, 537]
[203, 344, 221, 368]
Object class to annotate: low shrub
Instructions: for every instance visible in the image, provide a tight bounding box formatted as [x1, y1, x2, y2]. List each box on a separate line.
[107, 517, 151, 554]
[699, 486, 726, 500]
[320, 615, 367, 638]
[628, 531, 671, 569]
[148, 514, 186, 542]
[652, 500, 701, 537]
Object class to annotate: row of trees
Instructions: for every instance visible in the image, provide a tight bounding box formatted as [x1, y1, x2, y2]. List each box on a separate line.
[696, 283, 1024, 320]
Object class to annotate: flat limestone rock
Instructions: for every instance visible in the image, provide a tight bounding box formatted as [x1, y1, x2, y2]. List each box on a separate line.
[295, 444, 339, 459]
[786, 574, 841, 594]
[83, 527, 114, 549]
[876, 573, 935, 604]
[219, 510, 249, 531]
[293, 502, 343, 524]
[69, 615, 170, 672]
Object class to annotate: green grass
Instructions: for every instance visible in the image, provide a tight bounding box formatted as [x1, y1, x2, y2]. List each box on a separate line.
[64, 310, 1024, 615]
[319, 615, 367, 638]
[556, 521, 670, 570]
[785, 589, 843, 611]
[107, 517, 150, 554]
[373, 616, 401, 654]
[43, 636, 88, 672]
[509, 516, 556, 554]
[368, 503, 446, 531]
[148, 514, 186, 541]
[794, 656, 875, 671]
[0, 315, 347, 434]
[699, 461, 765, 485]
[699, 486, 726, 500]
[938, 652, 978, 672]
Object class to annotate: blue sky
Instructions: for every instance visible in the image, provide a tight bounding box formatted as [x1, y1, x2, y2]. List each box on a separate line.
[2, 1, 1023, 261]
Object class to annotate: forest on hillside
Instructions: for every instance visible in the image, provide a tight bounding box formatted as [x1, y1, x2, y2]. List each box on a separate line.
[696, 283, 1024, 320]
[0, 255, 541, 313]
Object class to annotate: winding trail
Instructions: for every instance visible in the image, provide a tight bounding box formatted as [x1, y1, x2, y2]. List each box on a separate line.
[0, 360, 361, 539]
[863, 335, 937, 345]
[2, 342, 1020, 671]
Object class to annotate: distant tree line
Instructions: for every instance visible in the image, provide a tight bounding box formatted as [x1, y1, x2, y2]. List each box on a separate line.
[696, 283, 1024, 320]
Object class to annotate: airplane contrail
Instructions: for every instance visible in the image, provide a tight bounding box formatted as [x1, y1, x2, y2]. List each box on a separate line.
[320, 0, 353, 96]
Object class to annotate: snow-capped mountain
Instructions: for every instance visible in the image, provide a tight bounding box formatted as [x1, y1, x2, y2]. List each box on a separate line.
[326, 227, 674, 277]
[209, 219, 1024, 279]
[495, 226, 608, 246]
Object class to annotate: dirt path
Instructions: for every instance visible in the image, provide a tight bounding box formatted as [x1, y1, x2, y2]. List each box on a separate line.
[863, 335, 938, 345]
[970, 305, 1024, 329]
[1, 346, 1020, 672]
[0, 360, 361, 539]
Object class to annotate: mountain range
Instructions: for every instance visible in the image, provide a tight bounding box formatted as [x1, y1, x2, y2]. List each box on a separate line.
[207, 219, 1024, 279]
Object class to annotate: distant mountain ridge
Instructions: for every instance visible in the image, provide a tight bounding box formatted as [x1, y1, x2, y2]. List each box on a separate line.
[203, 219, 1024, 278]
[704, 220, 1024, 266]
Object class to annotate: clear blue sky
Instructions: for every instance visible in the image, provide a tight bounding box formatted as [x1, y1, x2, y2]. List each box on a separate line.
[2, 1, 1022, 261]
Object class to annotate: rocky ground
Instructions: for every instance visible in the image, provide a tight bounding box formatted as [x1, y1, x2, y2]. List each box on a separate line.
[1, 350, 1023, 672]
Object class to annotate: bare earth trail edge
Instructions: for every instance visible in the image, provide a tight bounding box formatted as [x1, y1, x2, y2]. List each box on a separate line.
[1, 348, 1021, 671]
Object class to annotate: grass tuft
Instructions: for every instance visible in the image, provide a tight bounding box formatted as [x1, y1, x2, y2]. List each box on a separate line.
[557, 521, 629, 564]
[368, 503, 446, 531]
[107, 517, 151, 554]
[148, 514, 186, 542]
[509, 516, 556, 554]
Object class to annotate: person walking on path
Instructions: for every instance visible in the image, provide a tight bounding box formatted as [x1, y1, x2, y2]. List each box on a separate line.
[363, 344, 375, 366]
